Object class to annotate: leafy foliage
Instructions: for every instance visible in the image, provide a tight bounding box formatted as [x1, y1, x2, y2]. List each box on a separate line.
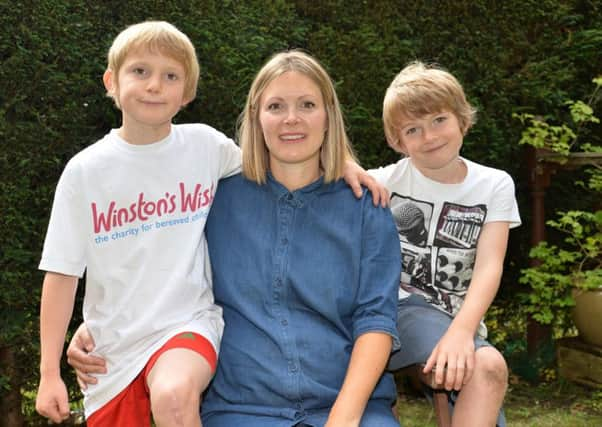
[517, 79, 602, 333]
[514, 78, 602, 155]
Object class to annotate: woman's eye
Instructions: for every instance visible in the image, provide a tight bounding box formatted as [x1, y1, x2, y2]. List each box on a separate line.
[267, 103, 282, 111]
[301, 101, 316, 109]
[166, 73, 179, 81]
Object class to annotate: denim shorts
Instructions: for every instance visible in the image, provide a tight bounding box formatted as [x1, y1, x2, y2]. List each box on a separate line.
[387, 294, 506, 427]
[388, 294, 491, 370]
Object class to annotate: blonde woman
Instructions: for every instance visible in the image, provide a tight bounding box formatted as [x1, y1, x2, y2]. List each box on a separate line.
[200, 50, 401, 427]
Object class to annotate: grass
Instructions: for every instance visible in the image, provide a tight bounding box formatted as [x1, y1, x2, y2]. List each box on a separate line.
[22, 368, 602, 426]
[396, 374, 602, 426]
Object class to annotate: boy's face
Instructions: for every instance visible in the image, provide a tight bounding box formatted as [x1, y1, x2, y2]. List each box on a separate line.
[104, 49, 189, 138]
[395, 110, 464, 175]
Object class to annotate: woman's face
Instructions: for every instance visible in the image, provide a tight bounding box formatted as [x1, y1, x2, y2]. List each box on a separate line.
[258, 71, 327, 178]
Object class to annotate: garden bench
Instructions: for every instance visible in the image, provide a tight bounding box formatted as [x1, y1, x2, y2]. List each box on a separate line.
[394, 364, 451, 427]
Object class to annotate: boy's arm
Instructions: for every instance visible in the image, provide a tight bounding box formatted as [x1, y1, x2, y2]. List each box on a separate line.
[36, 272, 78, 423]
[325, 332, 392, 427]
[424, 221, 510, 390]
[217, 137, 242, 179]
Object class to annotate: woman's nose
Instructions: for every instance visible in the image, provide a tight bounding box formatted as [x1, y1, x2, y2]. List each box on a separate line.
[284, 109, 299, 124]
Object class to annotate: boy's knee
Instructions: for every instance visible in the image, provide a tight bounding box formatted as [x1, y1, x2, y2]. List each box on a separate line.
[476, 347, 508, 389]
[150, 377, 200, 422]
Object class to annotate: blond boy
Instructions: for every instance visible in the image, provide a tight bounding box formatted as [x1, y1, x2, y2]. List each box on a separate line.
[370, 61, 521, 426]
[35, 21, 241, 426]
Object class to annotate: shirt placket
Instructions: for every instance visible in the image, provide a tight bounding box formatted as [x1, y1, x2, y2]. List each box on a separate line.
[273, 193, 305, 420]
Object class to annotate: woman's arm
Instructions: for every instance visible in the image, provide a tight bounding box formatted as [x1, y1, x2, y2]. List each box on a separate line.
[325, 332, 392, 427]
[325, 197, 400, 426]
[65, 323, 107, 389]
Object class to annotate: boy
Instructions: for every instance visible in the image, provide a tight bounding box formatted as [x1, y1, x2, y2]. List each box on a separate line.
[370, 61, 521, 426]
[35, 21, 241, 426]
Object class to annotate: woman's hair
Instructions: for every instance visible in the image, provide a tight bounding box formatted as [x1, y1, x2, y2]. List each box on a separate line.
[238, 50, 356, 184]
[383, 61, 477, 150]
[106, 21, 199, 107]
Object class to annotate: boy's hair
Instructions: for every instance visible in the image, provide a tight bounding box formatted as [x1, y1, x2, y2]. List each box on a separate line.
[383, 61, 477, 150]
[238, 50, 356, 184]
[106, 21, 199, 107]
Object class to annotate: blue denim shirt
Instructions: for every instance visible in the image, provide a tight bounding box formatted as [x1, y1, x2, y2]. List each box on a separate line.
[203, 173, 401, 425]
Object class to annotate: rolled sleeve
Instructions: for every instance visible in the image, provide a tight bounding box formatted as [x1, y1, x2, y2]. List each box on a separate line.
[353, 196, 402, 349]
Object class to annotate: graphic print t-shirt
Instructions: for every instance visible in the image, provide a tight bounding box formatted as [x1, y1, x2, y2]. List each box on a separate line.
[370, 158, 520, 335]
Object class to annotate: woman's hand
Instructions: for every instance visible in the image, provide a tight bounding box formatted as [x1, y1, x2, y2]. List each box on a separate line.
[66, 323, 107, 389]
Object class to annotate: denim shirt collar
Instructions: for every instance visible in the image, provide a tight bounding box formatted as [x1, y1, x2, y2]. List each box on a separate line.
[266, 172, 328, 207]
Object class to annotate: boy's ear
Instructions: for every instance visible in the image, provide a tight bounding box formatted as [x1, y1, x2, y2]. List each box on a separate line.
[180, 97, 192, 108]
[461, 123, 472, 136]
[103, 69, 115, 94]
[180, 89, 198, 108]
[391, 138, 408, 156]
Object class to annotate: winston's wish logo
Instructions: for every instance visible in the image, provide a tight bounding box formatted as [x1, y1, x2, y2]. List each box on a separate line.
[92, 182, 214, 233]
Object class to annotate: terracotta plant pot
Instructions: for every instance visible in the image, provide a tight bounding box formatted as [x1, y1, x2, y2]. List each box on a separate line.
[573, 288, 602, 348]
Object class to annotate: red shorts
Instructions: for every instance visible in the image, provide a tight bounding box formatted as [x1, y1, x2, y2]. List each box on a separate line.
[86, 332, 216, 427]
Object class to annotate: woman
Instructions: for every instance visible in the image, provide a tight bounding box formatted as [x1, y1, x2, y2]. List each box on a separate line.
[67, 51, 402, 427]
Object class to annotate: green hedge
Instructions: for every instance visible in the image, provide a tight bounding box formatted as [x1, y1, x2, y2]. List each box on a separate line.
[1, 0, 601, 423]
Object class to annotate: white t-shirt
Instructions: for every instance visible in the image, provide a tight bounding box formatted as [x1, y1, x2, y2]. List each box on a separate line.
[369, 157, 521, 338]
[39, 123, 241, 416]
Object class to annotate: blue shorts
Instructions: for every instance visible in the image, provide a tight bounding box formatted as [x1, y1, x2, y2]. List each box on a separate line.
[388, 294, 506, 427]
[388, 294, 490, 370]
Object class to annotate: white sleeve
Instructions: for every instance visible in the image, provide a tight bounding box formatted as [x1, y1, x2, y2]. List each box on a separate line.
[38, 159, 88, 277]
[486, 172, 521, 228]
[215, 132, 241, 179]
[367, 162, 398, 185]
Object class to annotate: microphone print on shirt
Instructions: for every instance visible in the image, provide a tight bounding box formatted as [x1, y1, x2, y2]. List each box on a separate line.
[390, 192, 487, 316]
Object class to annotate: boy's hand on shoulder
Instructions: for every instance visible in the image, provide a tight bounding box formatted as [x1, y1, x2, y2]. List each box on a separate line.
[423, 327, 475, 391]
[36, 376, 70, 423]
[342, 160, 389, 207]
